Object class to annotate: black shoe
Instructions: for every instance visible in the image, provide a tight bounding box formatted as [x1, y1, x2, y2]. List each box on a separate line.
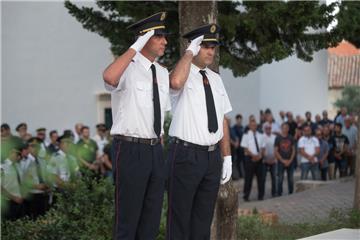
[243, 197, 250, 202]
[258, 197, 264, 201]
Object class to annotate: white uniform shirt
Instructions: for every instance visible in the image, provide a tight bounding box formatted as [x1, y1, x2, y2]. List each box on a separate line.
[1, 159, 22, 198]
[105, 52, 171, 138]
[25, 155, 48, 194]
[19, 154, 35, 177]
[263, 133, 277, 163]
[49, 150, 79, 182]
[298, 136, 320, 163]
[92, 134, 108, 155]
[241, 130, 266, 155]
[169, 64, 232, 145]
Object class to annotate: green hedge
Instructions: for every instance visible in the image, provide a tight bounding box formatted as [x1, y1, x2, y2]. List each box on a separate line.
[2, 173, 359, 240]
[1, 174, 168, 240]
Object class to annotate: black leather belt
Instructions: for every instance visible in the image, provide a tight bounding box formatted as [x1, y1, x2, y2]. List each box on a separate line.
[114, 135, 160, 146]
[173, 138, 219, 152]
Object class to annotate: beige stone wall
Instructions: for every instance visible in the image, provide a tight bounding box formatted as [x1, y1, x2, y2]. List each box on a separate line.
[328, 88, 342, 118]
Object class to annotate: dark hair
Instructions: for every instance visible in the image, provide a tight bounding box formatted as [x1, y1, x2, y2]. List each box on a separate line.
[235, 114, 242, 120]
[1, 123, 10, 130]
[265, 108, 272, 114]
[49, 130, 58, 137]
[335, 123, 342, 129]
[281, 122, 289, 128]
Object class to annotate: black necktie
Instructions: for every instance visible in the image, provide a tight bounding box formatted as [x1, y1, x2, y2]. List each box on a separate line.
[253, 132, 260, 153]
[151, 64, 161, 138]
[199, 70, 218, 133]
[13, 164, 21, 184]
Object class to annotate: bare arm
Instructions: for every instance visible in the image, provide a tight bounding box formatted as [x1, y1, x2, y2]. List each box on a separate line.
[102, 154, 112, 170]
[103, 49, 136, 87]
[275, 146, 284, 163]
[170, 51, 193, 90]
[220, 118, 231, 157]
[289, 145, 296, 163]
[299, 148, 311, 159]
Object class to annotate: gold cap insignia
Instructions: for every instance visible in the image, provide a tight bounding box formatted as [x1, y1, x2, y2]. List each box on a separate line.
[210, 24, 216, 33]
[160, 12, 166, 21]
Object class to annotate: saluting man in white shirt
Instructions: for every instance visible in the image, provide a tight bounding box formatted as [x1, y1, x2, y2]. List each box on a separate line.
[103, 12, 171, 240]
[166, 24, 232, 240]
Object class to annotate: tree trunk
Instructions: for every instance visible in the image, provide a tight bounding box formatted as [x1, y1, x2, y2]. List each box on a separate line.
[353, 117, 360, 209]
[179, 2, 238, 239]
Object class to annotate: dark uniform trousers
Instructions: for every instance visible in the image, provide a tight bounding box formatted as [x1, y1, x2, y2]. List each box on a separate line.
[112, 138, 166, 240]
[3, 200, 24, 221]
[24, 192, 49, 219]
[166, 142, 222, 240]
[243, 156, 265, 200]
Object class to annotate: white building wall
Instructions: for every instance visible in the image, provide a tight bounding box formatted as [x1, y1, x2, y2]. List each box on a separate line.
[220, 67, 261, 124]
[2, 2, 112, 136]
[259, 50, 329, 121]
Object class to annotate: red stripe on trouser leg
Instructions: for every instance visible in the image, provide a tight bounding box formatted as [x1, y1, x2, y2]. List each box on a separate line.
[166, 143, 178, 240]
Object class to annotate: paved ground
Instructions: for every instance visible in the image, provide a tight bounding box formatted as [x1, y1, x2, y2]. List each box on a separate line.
[233, 169, 355, 224]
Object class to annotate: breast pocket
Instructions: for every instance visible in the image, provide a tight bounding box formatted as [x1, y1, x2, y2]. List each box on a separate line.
[136, 81, 152, 108]
[186, 81, 202, 106]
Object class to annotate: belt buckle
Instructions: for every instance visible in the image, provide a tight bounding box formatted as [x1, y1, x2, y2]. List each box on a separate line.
[150, 138, 158, 146]
[208, 145, 216, 152]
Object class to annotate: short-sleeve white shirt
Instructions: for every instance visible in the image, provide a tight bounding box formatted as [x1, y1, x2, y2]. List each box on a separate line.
[298, 136, 320, 163]
[49, 150, 79, 182]
[169, 64, 232, 145]
[240, 130, 266, 155]
[1, 159, 22, 198]
[105, 52, 171, 138]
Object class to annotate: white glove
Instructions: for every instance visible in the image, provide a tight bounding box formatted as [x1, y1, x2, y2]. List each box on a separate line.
[130, 30, 155, 52]
[186, 35, 204, 56]
[220, 156, 232, 185]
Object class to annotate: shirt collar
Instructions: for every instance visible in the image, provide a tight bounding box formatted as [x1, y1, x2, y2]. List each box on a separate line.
[134, 52, 155, 71]
[190, 63, 208, 75]
[58, 150, 66, 156]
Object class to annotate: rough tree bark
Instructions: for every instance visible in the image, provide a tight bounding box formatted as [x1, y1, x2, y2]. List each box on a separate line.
[178, 1, 238, 239]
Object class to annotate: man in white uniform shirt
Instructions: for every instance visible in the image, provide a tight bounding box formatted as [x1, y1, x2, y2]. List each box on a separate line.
[25, 137, 50, 219]
[103, 12, 171, 240]
[49, 136, 80, 185]
[241, 119, 266, 201]
[1, 147, 24, 220]
[298, 125, 320, 180]
[166, 24, 232, 240]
